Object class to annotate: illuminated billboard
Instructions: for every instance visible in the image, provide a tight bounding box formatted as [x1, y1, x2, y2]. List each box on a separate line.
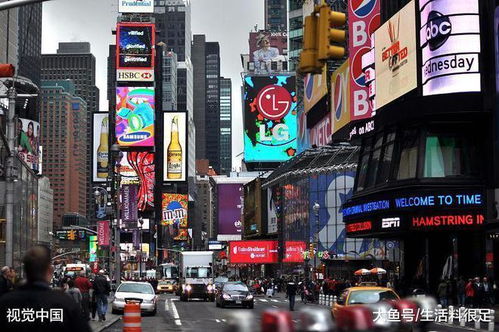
[163, 112, 186, 182]
[374, 0, 417, 109]
[92, 113, 109, 182]
[348, 0, 380, 120]
[218, 184, 243, 236]
[116, 23, 154, 69]
[243, 75, 297, 162]
[119, 0, 154, 13]
[118, 152, 155, 211]
[331, 61, 351, 135]
[17, 118, 41, 173]
[229, 241, 278, 264]
[419, 0, 481, 96]
[116, 87, 155, 147]
[249, 30, 287, 74]
[162, 193, 189, 241]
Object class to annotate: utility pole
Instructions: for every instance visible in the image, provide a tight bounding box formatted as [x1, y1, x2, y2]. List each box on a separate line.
[5, 86, 16, 267]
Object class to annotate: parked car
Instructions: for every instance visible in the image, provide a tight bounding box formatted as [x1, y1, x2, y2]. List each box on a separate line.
[216, 282, 254, 309]
[112, 281, 158, 315]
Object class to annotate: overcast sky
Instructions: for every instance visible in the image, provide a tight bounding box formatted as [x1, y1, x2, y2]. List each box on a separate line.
[41, 0, 264, 170]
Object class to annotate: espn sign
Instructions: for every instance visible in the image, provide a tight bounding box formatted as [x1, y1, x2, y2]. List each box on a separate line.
[117, 69, 154, 82]
[382, 217, 400, 229]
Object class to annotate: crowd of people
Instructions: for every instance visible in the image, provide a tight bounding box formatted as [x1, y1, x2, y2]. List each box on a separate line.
[437, 276, 496, 308]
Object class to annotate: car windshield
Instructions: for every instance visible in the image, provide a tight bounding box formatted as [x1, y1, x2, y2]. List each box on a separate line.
[117, 283, 154, 294]
[348, 290, 398, 305]
[224, 283, 248, 292]
[186, 267, 212, 278]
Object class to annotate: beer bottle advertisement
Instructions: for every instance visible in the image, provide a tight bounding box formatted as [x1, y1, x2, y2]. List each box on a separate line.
[93, 113, 110, 182]
[164, 112, 186, 182]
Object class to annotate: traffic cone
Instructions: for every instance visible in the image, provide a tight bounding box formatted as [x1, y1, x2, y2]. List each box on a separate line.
[123, 300, 141, 332]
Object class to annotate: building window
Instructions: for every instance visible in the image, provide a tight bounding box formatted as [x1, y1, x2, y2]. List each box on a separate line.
[396, 128, 419, 180]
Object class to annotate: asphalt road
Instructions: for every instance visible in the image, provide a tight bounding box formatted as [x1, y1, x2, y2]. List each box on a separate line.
[102, 293, 492, 332]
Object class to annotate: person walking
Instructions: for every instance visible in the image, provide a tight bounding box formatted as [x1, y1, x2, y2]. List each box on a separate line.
[93, 270, 111, 322]
[437, 278, 449, 307]
[74, 271, 92, 321]
[0, 246, 91, 332]
[473, 277, 484, 307]
[286, 278, 298, 311]
[457, 276, 466, 307]
[483, 277, 493, 307]
[465, 278, 475, 307]
[66, 279, 82, 312]
[0, 266, 12, 297]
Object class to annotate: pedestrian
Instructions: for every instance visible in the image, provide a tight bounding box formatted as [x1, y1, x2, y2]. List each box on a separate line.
[0, 266, 12, 297]
[93, 269, 111, 322]
[0, 245, 91, 332]
[465, 278, 475, 307]
[457, 276, 466, 307]
[473, 277, 484, 307]
[74, 271, 92, 321]
[66, 279, 82, 310]
[437, 278, 449, 307]
[286, 278, 298, 311]
[483, 277, 493, 307]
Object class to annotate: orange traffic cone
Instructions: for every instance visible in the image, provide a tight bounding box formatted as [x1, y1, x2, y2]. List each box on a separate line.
[123, 300, 141, 332]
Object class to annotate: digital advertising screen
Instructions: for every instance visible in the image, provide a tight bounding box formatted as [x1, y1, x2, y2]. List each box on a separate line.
[17, 118, 41, 173]
[243, 75, 297, 163]
[116, 87, 155, 147]
[92, 113, 109, 182]
[283, 241, 306, 263]
[229, 241, 278, 264]
[162, 193, 189, 242]
[116, 23, 155, 69]
[163, 112, 187, 182]
[118, 152, 155, 212]
[218, 184, 243, 235]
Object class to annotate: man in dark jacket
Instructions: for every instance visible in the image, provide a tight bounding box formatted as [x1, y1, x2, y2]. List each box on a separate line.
[93, 270, 111, 322]
[286, 278, 298, 311]
[0, 246, 91, 332]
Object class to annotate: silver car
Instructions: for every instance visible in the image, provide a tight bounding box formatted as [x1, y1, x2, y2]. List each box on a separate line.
[112, 281, 158, 315]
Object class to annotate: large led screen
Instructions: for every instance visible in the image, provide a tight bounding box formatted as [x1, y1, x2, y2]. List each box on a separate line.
[162, 193, 189, 242]
[218, 184, 243, 236]
[163, 112, 186, 182]
[419, 0, 481, 96]
[119, 152, 155, 211]
[243, 75, 297, 162]
[17, 118, 40, 173]
[116, 23, 155, 69]
[229, 241, 278, 264]
[92, 113, 109, 182]
[116, 87, 155, 147]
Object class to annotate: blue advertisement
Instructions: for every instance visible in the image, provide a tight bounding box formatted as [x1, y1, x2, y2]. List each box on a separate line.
[243, 75, 298, 162]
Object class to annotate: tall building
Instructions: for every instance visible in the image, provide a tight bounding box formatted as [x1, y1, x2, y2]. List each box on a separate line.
[41, 42, 100, 221]
[288, 0, 303, 71]
[0, 3, 18, 66]
[17, 3, 42, 86]
[162, 50, 178, 111]
[265, 0, 287, 31]
[40, 80, 87, 229]
[193, 35, 221, 173]
[220, 77, 232, 175]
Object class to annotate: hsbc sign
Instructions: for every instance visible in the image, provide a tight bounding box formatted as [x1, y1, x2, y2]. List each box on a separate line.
[117, 69, 154, 82]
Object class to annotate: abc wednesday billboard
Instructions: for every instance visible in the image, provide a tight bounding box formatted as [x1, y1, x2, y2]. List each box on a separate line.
[163, 112, 186, 182]
[116, 87, 155, 147]
[331, 60, 351, 135]
[304, 66, 328, 113]
[119, 0, 154, 13]
[17, 118, 40, 173]
[218, 184, 243, 236]
[92, 113, 109, 183]
[243, 75, 297, 162]
[375, 0, 417, 109]
[162, 193, 189, 241]
[348, 0, 380, 121]
[419, 0, 481, 96]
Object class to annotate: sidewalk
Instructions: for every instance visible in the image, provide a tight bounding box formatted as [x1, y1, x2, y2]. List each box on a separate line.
[89, 300, 121, 332]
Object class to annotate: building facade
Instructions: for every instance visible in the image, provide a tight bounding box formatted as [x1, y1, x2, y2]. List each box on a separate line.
[41, 42, 100, 222]
[265, 0, 287, 31]
[162, 50, 178, 111]
[40, 80, 88, 229]
[37, 176, 54, 246]
[17, 3, 42, 87]
[219, 77, 232, 175]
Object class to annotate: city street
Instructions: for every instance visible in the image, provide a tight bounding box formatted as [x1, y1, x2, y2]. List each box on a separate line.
[101, 293, 486, 332]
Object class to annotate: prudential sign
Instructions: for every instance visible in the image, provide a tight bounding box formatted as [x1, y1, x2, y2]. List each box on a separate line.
[119, 0, 154, 14]
[419, 0, 481, 96]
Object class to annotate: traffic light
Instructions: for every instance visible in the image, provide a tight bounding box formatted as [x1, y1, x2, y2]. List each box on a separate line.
[298, 14, 322, 74]
[0, 64, 15, 77]
[317, 5, 346, 61]
[68, 230, 77, 241]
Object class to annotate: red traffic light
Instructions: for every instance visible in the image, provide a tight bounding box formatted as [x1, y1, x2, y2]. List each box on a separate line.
[0, 64, 15, 77]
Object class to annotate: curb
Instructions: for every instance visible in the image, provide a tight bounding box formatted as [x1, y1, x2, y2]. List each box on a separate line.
[91, 316, 121, 332]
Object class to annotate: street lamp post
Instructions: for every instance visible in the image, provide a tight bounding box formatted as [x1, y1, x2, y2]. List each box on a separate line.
[110, 144, 123, 286]
[139, 217, 144, 278]
[313, 201, 320, 281]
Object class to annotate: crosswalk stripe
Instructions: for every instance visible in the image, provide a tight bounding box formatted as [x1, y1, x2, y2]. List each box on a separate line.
[271, 299, 279, 302]
[259, 299, 268, 302]
[216, 319, 221, 323]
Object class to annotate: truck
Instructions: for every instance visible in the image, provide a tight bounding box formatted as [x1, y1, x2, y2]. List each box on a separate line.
[178, 251, 215, 301]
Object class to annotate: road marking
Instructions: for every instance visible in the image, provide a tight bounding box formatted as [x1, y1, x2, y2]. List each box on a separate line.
[170, 299, 182, 326]
[215, 319, 221, 323]
[222, 319, 226, 322]
[164, 299, 170, 312]
[259, 299, 268, 302]
[271, 299, 279, 303]
[272, 305, 278, 308]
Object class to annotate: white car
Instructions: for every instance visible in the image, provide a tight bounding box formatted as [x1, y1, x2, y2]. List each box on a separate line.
[112, 281, 158, 315]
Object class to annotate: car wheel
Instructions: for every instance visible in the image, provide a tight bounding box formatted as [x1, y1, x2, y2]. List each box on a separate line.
[220, 301, 225, 308]
[210, 295, 215, 302]
[248, 303, 254, 309]
[151, 307, 157, 316]
[112, 308, 120, 315]
[216, 300, 220, 307]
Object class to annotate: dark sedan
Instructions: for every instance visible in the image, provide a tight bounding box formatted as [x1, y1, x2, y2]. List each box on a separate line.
[215, 282, 254, 309]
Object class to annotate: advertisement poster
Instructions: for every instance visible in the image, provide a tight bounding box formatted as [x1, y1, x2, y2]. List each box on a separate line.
[116, 87, 155, 147]
[162, 193, 189, 241]
[121, 184, 138, 226]
[218, 184, 243, 235]
[163, 112, 186, 182]
[375, 0, 417, 110]
[267, 188, 280, 234]
[116, 23, 154, 69]
[249, 30, 287, 73]
[97, 220, 110, 246]
[283, 241, 306, 263]
[119, 0, 154, 13]
[331, 61, 351, 135]
[304, 66, 328, 113]
[348, 0, 380, 120]
[17, 118, 40, 173]
[119, 152, 155, 211]
[420, 0, 481, 96]
[243, 75, 297, 162]
[92, 113, 109, 182]
[229, 241, 278, 264]
[89, 235, 97, 262]
[310, 113, 332, 147]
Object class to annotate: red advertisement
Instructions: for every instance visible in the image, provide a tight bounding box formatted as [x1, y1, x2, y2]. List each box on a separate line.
[348, 0, 380, 120]
[309, 114, 332, 147]
[283, 241, 305, 263]
[229, 241, 278, 264]
[97, 220, 110, 246]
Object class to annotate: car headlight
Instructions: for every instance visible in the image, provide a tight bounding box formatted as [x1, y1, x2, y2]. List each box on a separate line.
[143, 299, 154, 304]
[246, 294, 253, 300]
[114, 295, 124, 301]
[207, 284, 213, 292]
[223, 293, 231, 300]
[186, 285, 192, 292]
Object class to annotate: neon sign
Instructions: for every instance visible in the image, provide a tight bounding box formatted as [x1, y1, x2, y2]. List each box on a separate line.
[346, 221, 372, 233]
[412, 214, 484, 228]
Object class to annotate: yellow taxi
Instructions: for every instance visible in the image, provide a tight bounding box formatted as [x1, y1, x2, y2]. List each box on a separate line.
[157, 280, 177, 294]
[331, 283, 400, 318]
